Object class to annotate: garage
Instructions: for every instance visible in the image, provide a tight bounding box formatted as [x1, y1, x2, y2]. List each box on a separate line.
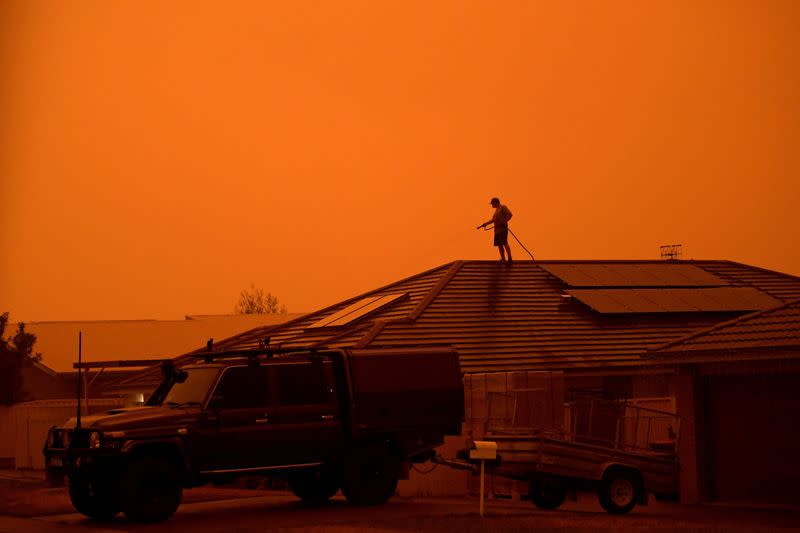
[705, 372, 800, 504]
[649, 297, 800, 505]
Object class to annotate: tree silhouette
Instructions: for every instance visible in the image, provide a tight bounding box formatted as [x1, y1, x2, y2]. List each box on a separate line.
[0, 312, 42, 405]
[235, 284, 287, 315]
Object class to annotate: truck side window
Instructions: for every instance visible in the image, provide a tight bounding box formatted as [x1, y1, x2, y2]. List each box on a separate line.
[275, 363, 334, 406]
[208, 366, 269, 410]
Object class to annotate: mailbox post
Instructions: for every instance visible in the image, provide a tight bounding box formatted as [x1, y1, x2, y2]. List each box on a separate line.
[469, 441, 498, 517]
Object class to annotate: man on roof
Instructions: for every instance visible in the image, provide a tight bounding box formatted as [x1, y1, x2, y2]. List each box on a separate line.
[478, 197, 513, 263]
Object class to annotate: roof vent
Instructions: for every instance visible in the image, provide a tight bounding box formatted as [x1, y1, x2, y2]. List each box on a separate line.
[660, 244, 682, 260]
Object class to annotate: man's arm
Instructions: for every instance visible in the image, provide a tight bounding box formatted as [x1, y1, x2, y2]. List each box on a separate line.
[478, 212, 497, 228]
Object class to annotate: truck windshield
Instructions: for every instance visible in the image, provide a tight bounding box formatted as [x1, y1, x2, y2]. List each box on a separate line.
[162, 368, 220, 407]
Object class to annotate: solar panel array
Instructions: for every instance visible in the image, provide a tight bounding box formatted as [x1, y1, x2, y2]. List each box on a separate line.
[540, 263, 726, 287]
[566, 287, 781, 314]
[306, 292, 408, 329]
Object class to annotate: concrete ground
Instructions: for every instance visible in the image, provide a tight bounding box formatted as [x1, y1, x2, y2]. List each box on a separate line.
[1, 474, 799, 532]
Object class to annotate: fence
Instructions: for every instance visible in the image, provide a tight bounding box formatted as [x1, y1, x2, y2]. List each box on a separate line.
[0, 398, 125, 469]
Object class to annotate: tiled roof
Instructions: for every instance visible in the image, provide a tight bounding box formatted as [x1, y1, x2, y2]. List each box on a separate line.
[649, 298, 800, 354]
[693, 261, 800, 301]
[207, 260, 800, 373]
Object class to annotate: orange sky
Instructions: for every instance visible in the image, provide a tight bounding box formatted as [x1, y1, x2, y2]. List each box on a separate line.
[2, 1, 799, 322]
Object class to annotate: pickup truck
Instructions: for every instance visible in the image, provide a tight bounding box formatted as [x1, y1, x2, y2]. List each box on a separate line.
[43, 346, 464, 522]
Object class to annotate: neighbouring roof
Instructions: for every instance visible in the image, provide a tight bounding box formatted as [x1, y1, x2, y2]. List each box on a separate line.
[649, 298, 800, 355]
[195, 260, 800, 374]
[18, 313, 305, 373]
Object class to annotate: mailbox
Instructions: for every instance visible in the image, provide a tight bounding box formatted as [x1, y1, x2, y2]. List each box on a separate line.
[466, 440, 498, 517]
[469, 440, 498, 461]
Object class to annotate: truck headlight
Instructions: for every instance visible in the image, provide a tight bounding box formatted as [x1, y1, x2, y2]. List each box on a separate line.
[88, 431, 102, 449]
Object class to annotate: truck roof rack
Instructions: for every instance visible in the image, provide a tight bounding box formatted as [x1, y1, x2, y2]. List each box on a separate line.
[73, 359, 173, 369]
[191, 345, 329, 363]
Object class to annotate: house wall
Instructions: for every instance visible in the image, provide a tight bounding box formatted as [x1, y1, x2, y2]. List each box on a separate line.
[398, 370, 566, 498]
[564, 370, 676, 402]
[676, 366, 702, 503]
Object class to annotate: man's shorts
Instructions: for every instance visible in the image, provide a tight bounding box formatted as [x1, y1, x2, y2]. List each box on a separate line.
[493, 226, 508, 246]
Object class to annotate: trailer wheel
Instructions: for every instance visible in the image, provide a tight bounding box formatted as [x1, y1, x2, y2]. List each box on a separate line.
[341, 451, 399, 506]
[528, 476, 567, 510]
[598, 468, 639, 514]
[119, 456, 183, 523]
[288, 466, 341, 504]
[68, 473, 119, 520]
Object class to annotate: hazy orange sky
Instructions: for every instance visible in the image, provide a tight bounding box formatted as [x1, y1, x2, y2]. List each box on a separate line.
[2, 1, 799, 322]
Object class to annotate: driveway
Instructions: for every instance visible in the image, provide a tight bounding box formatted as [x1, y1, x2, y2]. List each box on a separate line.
[1, 484, 799, 532]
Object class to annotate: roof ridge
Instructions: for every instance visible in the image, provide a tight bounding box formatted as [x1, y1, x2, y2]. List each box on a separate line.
[406, 260, 465, 321]
[647, 297, 800, 354]
[353, 319, 392, 349]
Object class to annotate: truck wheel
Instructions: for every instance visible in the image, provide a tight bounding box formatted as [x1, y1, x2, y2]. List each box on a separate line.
[528, 476, 567, 510]
[288, 467, 341, 504]
[68, 473, 119, 520]
[119, 456, 183, 523]
[341, 452, 399, 506]
[598, 469, 639, 515]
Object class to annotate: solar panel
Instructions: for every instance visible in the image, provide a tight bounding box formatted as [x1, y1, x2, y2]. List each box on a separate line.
[567, 288, 781, 314]
[540, 263, 726, 287]
[306, 293, 408, 329]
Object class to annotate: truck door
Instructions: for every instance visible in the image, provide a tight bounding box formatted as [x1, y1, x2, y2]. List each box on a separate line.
[200, 365, 275, 471]
[269, 361, 343, 465]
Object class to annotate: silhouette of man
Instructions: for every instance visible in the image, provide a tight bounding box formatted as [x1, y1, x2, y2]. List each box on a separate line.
[479, 197, 513, 263]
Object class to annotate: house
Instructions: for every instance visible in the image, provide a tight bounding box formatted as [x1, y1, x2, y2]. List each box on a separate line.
[647, 298, 800, 505]
[199, 260, 799, 400]
[102, 259, 800, 500]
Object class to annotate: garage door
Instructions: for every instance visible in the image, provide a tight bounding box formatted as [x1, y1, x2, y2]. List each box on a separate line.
[705, 373, 800, 504]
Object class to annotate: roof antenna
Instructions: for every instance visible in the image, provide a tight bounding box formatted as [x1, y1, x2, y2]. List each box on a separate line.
[660, 244, 682, 260]
[76, 331, 82, 429]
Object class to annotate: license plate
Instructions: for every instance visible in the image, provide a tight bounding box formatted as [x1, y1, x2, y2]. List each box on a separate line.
[49, 457, 63, 467]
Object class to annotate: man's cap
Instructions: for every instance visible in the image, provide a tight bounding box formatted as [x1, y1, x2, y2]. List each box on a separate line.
[490, 197, 500, 205]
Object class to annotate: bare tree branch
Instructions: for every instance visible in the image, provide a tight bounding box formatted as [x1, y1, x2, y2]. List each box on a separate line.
[235, 284, 287, 315]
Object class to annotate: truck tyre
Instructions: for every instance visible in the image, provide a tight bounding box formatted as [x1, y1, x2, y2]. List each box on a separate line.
[528, 476, 567, 510]
[598, 469, 639, 515]
[288, 467, 341, 504]
[119, 456, 183, 523]
[68, 473, 119, 520]
[341, 451, 399, 506]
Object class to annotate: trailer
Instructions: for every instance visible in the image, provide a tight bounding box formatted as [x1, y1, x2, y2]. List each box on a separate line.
[457, 394, 680, 514]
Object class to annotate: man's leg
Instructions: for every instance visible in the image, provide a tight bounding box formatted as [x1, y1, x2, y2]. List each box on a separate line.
[498, 245, 506, 261]
[504, 243, 512, 262]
